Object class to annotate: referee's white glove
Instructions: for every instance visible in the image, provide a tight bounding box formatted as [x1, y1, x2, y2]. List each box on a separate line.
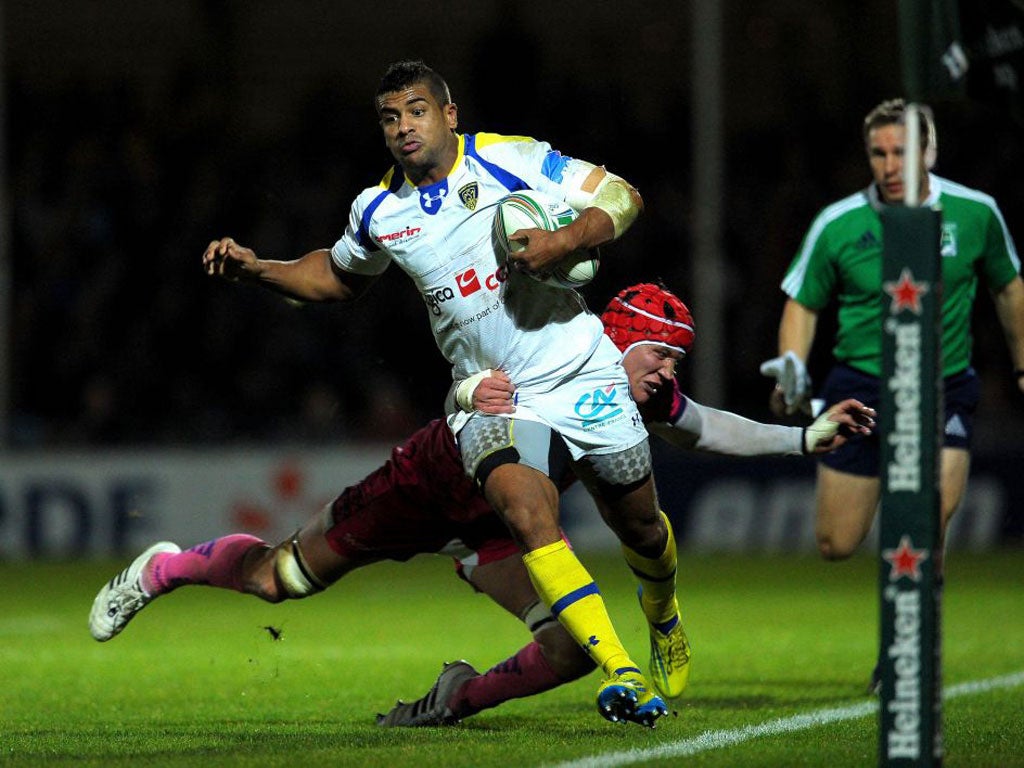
[760, 351, 812, 416]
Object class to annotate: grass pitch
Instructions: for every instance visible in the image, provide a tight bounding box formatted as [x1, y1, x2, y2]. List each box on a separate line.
[1, 549, 1022, 767]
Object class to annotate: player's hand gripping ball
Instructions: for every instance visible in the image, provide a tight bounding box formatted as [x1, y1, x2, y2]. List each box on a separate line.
[492, 189, 600, 289]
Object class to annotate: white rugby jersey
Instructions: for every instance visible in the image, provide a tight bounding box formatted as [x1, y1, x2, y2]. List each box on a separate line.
[331, 132, 610, 392]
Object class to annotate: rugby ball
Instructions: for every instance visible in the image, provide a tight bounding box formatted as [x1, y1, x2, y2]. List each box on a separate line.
[492, 190, 600, 289]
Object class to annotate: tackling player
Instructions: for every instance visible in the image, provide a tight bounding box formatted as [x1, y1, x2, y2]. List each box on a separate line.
[90, 283, 875, 727]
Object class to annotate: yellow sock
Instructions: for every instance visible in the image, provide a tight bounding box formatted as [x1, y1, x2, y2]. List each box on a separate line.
[622, 511, 679, 626]
[523, 540, 637, 677]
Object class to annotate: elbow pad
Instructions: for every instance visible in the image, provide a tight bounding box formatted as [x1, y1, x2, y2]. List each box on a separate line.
[563, 160, 642, 240]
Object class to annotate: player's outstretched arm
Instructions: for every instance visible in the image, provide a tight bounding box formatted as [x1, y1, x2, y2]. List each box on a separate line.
[647, 395, 874, 457]
[202, 238, 374, 302]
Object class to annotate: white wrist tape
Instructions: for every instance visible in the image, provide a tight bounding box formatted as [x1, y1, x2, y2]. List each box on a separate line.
[803, 410, 839, 454]
[455, 369, 494, 412]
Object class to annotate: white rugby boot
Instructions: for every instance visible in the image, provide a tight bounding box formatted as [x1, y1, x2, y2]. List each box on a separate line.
[89, 542, 180, 641]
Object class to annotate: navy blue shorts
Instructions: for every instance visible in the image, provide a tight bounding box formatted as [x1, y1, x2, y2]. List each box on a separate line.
[818, 363, 980, 477]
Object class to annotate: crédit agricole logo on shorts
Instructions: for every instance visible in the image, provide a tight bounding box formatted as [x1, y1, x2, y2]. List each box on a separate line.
[575, 384, 624, 429]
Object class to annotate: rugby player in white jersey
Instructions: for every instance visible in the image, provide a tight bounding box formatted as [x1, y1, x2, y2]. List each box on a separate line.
[200, 59, 674, 726]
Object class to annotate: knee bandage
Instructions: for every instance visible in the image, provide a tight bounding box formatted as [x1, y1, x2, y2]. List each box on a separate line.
[274, 536, 326, 599]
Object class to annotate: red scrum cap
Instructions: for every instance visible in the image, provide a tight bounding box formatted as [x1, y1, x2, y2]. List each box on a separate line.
[601, 282, 696, 358]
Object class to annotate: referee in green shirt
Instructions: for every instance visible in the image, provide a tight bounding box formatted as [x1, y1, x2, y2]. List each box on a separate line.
[762, 99, 1024, 689]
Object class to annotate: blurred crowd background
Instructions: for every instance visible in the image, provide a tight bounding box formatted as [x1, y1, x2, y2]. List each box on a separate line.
[5, 0, 1023, 447]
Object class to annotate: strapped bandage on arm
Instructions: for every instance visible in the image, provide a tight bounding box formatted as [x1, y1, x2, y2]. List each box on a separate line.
[562, 160, 642, 240]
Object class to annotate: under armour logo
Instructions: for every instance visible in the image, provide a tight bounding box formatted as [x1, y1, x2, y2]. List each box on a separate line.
[421, 189, 446, 205]
[420, 186, 447, 215]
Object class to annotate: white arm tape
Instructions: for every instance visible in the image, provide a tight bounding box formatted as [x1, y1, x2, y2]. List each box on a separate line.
[591, 179, 640, 239]
[455, 369, 494, 412]
[562, 160, 641, 240]
[670, 397, 804, 456]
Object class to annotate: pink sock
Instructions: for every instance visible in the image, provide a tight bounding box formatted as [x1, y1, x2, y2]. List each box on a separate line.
[143, 534, 266, 595]
[450, 641, 576, 718]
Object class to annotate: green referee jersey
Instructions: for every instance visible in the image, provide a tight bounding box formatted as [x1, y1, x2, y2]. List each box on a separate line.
[781, 174, 1021, 377]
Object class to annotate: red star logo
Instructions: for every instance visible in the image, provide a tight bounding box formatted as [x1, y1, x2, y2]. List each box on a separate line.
[882, 535, 929, 581]
[884, 268, 929, 315]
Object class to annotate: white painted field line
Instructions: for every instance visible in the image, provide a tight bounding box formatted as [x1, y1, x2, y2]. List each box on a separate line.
[543, 671, 1024, 768]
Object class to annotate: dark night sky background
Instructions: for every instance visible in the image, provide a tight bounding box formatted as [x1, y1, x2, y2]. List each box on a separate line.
[5, 0, 1022, 447]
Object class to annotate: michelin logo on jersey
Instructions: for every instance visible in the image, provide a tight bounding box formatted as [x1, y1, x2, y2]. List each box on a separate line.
[330, 131, 647, 458]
